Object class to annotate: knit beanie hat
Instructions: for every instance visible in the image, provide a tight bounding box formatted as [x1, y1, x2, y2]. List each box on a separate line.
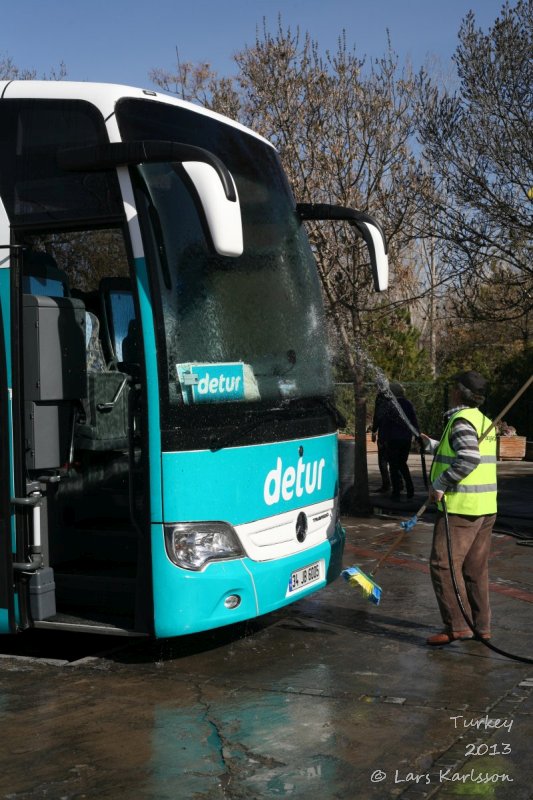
[389, 381, 405, 398]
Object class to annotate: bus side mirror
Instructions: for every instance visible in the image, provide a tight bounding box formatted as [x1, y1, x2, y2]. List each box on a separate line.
[352, 217, 388, 292]
[296, 203, 389, 292]
[181, 162, 243, 257]
[58, 140, 244, 257]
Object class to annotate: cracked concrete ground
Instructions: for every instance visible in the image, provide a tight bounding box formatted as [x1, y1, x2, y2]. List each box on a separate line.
[0, 503, 532, 800]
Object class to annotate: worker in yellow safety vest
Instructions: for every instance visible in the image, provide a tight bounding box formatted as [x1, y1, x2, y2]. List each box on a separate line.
[421, 371, 497, 646]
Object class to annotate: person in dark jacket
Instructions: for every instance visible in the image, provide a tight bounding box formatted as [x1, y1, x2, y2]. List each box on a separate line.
[371, 391, 392, 492]
[379, 382, 419, 501]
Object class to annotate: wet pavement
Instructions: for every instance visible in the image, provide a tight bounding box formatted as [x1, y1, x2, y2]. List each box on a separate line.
[367, 453, 533, 540]
[0, 456, 532, 799]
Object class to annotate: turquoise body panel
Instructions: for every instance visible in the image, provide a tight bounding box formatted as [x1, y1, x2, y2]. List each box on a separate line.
[161, 433, 338, 524]
[0, 608, 8, 634]
[0, 265, 15, 632]
[151, 532, 257, 637]
[154, 434, 342, 637]
[0, 269, 11, 387]
[152, 522, 344, 637]
[134, 256, 163, 521]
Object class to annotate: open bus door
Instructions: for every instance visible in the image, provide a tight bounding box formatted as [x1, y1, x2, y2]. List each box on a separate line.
[0, 247, 15, 633]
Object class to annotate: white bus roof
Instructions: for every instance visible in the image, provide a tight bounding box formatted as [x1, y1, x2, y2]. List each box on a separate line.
[0, 80, 273, 148]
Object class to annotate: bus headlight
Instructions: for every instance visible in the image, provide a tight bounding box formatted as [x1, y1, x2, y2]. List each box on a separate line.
[164, 522, 244, 571]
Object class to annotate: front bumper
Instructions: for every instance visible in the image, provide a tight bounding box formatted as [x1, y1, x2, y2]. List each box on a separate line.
[152, 521, 345, 638]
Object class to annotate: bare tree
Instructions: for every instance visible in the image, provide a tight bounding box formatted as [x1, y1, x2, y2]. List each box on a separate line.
[149, 50, 241, 119]
[0, 54, 67, 81]
[418, 0, 533, 331]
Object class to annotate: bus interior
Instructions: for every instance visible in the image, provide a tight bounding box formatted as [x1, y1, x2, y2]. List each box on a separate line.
[16, 228, 150, 634]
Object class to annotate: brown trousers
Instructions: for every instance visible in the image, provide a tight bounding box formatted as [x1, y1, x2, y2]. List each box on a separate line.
[430, 512, 496, 635]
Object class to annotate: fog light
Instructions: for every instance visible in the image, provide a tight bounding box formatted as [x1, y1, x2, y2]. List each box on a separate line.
[224, 594, 241, 609]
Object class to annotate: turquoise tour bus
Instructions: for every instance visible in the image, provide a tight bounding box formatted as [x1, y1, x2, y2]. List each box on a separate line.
[0, 81, 388, 637]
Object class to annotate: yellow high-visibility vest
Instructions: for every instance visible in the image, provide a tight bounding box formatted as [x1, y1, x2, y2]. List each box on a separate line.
[430, 407, 497, 515]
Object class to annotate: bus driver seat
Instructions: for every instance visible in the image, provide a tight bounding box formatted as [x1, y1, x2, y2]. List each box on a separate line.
[74, 311, 130, 451]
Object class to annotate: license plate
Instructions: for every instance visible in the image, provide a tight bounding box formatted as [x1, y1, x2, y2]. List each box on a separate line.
[288, 560, 323, 594]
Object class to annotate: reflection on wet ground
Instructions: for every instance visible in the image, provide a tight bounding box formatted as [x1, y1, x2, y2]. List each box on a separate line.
[0, 513, 532, 799]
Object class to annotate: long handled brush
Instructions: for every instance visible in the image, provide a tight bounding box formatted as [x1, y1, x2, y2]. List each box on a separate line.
[342, 502, 427, 605]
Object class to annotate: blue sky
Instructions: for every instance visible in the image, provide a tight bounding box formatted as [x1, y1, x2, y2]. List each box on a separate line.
[3, 0, 507, 89]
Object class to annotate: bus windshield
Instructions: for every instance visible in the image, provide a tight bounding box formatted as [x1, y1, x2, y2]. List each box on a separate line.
[117, 99, 332, 419]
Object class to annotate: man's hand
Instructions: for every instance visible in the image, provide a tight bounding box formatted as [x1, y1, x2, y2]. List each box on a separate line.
[428, 486, 444, 505]
[419, 433, 432, 450]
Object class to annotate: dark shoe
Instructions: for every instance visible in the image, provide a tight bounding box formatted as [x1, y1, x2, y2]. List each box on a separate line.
[376, 485, 391, 493]
[391, 493, 402, 502]
[406, 491, 414, 499]
[427, 630, 473, 646]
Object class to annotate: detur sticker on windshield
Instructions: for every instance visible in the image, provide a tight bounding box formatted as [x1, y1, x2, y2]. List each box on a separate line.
[177, 362, 261, 404]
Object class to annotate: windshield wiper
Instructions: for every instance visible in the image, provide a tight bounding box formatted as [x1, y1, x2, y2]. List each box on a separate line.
[209, 396, 345, 453]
